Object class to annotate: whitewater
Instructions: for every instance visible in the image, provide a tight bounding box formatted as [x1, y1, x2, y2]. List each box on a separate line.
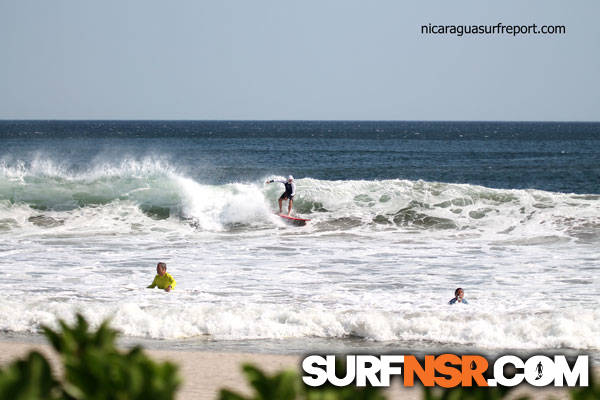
[0, 155, 598, 355]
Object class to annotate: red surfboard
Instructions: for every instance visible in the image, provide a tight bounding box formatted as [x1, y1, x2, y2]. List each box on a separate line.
[276, 214, 311, 226]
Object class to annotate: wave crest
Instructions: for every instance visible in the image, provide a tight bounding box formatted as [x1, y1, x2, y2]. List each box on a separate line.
[0, 158, 599, 240]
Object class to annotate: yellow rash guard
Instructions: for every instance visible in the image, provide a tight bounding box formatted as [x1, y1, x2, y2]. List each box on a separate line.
[147, 273, 176, 290]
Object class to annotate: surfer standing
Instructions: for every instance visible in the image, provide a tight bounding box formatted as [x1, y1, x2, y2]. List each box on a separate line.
[535, 361, 543, 380]
[266, 175, 296, 216]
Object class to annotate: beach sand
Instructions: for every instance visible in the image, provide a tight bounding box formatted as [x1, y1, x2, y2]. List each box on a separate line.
[0, 341, 576, 400]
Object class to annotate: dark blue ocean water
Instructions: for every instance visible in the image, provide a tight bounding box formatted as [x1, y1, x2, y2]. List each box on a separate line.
[1, 121, 599, 354]
[1, 120, 598, 193]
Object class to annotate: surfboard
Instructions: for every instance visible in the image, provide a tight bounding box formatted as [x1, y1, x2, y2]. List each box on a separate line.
[276, 214, 311, 226]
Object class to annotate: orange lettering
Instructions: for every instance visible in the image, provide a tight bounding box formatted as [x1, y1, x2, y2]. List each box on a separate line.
[434, 354, 462, 388]
[461, 355, 489, 386]
[403, 355, 435, 386]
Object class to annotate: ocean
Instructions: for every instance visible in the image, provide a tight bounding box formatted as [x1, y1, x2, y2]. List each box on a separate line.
[0, 121, 599, 359]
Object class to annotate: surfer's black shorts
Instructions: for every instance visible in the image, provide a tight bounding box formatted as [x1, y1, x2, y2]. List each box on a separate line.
[279, 192, 294, 200]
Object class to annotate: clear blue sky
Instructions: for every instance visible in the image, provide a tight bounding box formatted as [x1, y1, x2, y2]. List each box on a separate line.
[1, 0, 599, 121]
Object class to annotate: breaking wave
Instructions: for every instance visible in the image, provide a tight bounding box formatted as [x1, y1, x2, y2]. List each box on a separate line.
[1, 299, 598, 350]
[1, 157, 598, 242]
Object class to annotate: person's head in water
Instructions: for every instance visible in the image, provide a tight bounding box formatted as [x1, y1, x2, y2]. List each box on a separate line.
[449, 287, 467, 304]
[156, 262, 167, 276]
[287, 175, 294, 182]
[455, 288, 464, 300]
[148, 262, 176, 292]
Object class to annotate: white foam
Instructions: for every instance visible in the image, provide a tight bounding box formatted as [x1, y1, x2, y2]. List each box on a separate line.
[1, 300, 598, 349]
[0, 158, 598, 352]
[1, 157, 599, 239]
[175, 177, 272, 231]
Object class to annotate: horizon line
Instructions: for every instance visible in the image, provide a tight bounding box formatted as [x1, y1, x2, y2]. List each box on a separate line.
[1, 119, 599, 124]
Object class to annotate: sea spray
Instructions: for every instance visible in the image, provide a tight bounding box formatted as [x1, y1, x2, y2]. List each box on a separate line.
[1, 158, 599, 239]
[0, 153, 598, 356]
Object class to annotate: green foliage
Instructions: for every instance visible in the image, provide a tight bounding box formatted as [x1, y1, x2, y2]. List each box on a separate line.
[219, 363, 599, 400]
[0, 351, 61, 400]
[0, 314, 181, 400]
[305, 383, 387, 400]
[2, 313, 599, 400]
[219, 364, 300, 400]
[218, 363, 386, 400]
[422, 385, 525, 400]
[569, 373, 600, 400]
[42, 314, 180, 400]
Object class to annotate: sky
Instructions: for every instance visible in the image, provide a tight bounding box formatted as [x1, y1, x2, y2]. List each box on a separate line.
[1, 0, 599, 121]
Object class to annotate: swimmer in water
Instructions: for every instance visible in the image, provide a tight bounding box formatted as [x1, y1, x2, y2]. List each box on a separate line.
[147, 262, 176, 292]
[448, 287, 468, 304]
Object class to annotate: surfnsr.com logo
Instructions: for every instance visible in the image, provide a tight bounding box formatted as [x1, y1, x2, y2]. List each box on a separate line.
[302, 354, 589, 388]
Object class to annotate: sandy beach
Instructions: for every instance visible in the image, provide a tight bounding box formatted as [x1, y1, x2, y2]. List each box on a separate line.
[0, 340, 423, 399]
[0, 341, 581, 400]
[1, 123, 598, 400]
[0, 341, 315, 400]
[2, 0, 598, 396]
